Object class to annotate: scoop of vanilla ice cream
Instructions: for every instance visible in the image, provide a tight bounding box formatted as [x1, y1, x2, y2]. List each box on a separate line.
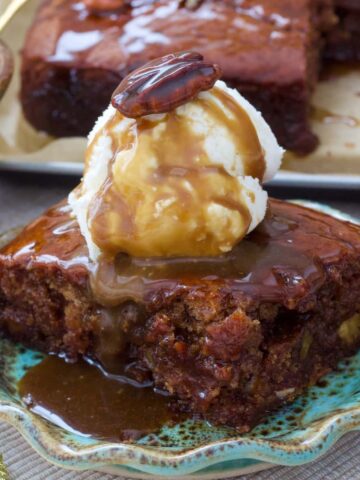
[69, 80, 283, 260]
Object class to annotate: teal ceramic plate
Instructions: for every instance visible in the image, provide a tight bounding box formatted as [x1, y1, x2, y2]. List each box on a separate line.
[0, 201, 359, 479]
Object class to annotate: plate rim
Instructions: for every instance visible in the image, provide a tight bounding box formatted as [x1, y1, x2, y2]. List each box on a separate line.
[0, 159, 360, 189]
[1, 391, 360, 476]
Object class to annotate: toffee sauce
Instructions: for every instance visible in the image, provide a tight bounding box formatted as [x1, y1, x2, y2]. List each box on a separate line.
[85, 85, 264, 259]
[18, 356, 176, 442]
[5, 199, 360, 309]
[4, 200, 360, 441]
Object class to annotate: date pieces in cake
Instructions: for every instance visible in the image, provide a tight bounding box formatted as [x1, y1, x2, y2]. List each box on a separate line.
[83, 0, 129, 13]
[111, 51, 222, 118]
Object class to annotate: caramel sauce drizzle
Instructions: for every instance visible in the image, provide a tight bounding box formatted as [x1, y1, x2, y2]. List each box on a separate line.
[210, 88, 265, 181]
[86, 85, 264, 260]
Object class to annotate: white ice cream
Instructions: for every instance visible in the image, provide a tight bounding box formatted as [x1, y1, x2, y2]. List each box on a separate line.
[69, 80, 284, 260]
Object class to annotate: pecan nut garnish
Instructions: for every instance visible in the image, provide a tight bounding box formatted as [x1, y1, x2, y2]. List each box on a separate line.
[111, 51, 222, 118]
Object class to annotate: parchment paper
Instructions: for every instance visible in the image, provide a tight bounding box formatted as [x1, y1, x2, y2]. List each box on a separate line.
[283, 66, 360, 174]
[0, 0, 86, 167]
[0, 0, 359, 174]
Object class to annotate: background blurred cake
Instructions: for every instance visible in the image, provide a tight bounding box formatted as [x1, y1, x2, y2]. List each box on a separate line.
[20, 0, 336, 155]
[325, 0, 360, 62]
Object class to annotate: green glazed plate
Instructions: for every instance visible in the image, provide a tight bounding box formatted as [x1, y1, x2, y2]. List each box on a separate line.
[0, 201, 359, 479]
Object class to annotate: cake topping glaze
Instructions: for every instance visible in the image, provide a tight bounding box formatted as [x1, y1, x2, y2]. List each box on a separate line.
[111, 51, 222, 118]
[3, 199, 360, 309]
[29, 0, 318, 86]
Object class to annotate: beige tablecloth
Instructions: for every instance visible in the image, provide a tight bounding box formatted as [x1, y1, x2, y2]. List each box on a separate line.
[1, 172, 359, 479]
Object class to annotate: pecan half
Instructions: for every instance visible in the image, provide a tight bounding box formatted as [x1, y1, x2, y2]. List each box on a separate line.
[111, 51, 222, 118]
[0, 40, 13, 101]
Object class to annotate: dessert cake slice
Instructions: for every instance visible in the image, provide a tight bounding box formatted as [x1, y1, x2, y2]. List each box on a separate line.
[20, 0, 335, 154]
[1, 199, 359, 431]
[325, 0, 360, 62]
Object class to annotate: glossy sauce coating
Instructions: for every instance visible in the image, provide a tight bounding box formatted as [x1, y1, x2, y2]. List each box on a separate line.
[23, 0, 317, 85]
[85, 84, 264, 258]
[2, 199, 360, 309]
[18, 356, 175, 441]
[1, 203, 90, 276]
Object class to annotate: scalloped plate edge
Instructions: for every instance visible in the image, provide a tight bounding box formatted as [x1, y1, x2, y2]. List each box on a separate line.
[1, 401, 360, 477]
[97, 461, 275, 479]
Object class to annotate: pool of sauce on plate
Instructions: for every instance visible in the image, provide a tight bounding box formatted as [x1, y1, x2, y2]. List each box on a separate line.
[18, 355, 178, 442]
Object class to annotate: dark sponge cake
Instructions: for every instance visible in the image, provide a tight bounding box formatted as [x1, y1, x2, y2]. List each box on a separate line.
[325, 0, 360, 62]
[1, 199, 360, 431]
[20, 0, 335, 155]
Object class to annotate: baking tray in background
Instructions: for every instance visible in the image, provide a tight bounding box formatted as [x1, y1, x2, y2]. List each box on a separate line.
[0, 158, 359, 190]
[0, 0, 359, 190]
